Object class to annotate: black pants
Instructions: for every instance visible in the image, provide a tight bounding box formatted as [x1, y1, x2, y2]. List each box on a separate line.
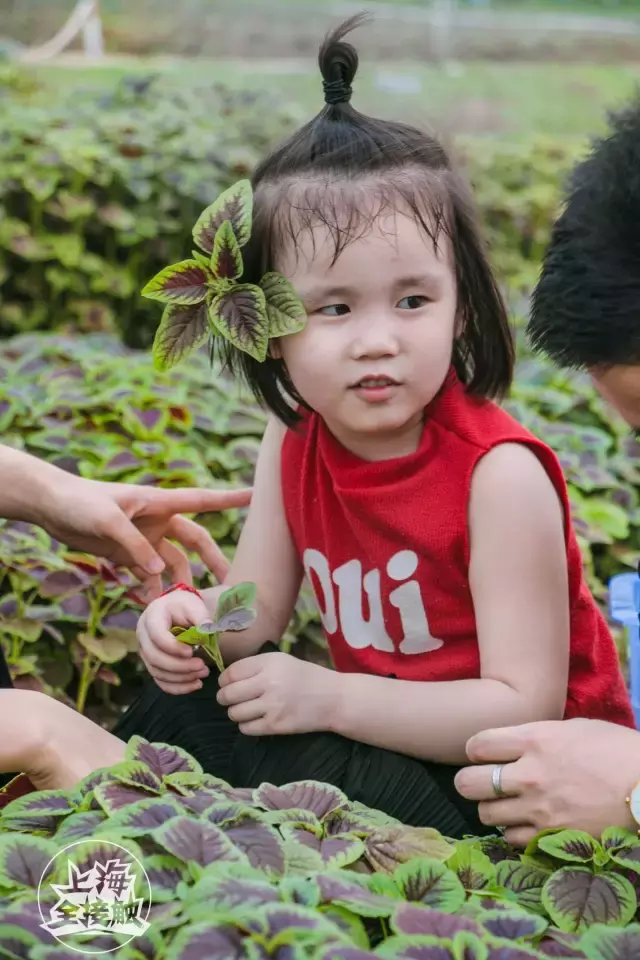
[0, 644, 484, 838]
[112, 653, 486, 839]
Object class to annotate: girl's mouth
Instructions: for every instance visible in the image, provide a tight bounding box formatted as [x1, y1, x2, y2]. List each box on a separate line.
[350, 375, 400, 402]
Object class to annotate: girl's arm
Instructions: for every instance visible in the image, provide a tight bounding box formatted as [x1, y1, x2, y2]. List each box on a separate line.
[329, 443, 570, 764]
[200, 416, 303, 663]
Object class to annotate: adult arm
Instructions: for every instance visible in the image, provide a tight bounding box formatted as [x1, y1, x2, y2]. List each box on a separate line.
[0, 689, 126, 792]
[455, 719, 640, 845]
[0, 444, 251, 597]
[326, 443, 570, 764]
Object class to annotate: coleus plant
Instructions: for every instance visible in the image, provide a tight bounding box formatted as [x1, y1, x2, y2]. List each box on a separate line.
[141, 179, 307, 369]
[171, 582, 257, 673]
[1, 738, 640, 959]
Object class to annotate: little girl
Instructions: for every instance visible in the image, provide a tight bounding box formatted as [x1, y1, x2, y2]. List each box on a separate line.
[118, 17, 634, 837]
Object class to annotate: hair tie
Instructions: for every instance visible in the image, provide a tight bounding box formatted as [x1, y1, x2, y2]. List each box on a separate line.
[323, 77, 352, 106]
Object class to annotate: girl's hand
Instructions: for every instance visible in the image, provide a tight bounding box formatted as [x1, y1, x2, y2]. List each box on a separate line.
[136, 591, 214, 694]
[217, 652, 339, 736]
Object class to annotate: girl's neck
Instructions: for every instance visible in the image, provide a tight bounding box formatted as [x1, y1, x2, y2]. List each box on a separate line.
[322, 411, 425, 463]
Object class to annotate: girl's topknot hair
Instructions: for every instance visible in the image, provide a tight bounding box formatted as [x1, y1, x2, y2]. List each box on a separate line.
[222, 15, 515, 427]
[319, 15, 359, 106]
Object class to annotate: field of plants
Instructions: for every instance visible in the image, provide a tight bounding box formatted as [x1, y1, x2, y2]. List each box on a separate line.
[1, 47, 640, 956]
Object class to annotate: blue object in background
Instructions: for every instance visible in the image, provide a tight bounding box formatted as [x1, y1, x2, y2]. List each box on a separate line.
[610, 572, 640, 730]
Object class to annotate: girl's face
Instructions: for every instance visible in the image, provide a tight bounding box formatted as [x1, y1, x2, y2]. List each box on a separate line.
[274, 208, 459, 461]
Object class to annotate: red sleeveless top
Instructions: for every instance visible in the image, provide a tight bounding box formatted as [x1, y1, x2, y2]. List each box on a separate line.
[281, 370, 634, 728]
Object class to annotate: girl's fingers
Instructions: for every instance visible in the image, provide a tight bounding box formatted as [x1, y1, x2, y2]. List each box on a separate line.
[226, 698, 266, 725]
[137, 622, 207, 675]
[217, 677, 264, 707]
[151, 665, 209, 684]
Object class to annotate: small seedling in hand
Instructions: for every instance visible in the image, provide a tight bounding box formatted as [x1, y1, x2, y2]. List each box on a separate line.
[171, 582, 257, 674]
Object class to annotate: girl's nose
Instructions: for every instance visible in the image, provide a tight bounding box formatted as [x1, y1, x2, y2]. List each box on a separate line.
[350, 315, 400, 360]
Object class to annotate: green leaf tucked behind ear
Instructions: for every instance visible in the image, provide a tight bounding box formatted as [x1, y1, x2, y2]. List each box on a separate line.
[260, 272, 307, 338]
[193, 179, 253, 254]
[211, 220, 243, 282]
[152, 302, 210, 371]
[141, 259, 209, 305]
[210, 285, 269, 362]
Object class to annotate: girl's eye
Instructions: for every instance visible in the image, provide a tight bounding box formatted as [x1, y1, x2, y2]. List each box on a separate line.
[397, 295, 429, 310]
[318, 303, 350, 317]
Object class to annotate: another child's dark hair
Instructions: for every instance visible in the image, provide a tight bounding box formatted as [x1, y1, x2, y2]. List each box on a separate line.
[528, 97, 640, 369]
[223, 15, 514, 426]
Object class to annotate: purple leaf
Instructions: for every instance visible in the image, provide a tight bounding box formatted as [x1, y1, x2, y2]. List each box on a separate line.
[316, 950, 378, 960]
[144, 853, 186, 902]
[211, 220, 243, 281]
[255, 780, 347, 819]
[102, 609, 139, 631]
[0, 834, 58, 889]
[481, 909, 547, 941]
[94, 781, 157, 815]
[102, 450, 143, 474]
[126, 736, 203, 778]
[153, 815, 242, 866]
[2, 789, 74, 819]
[161, 921, 246, 959]
[495, 861, 549, 914]
[55, 811, 108, 844]
[392, 905, 482, 938]
[488, 948, 549, 960]
[194, 875, 280, 911]
[111, 760, 163, 794]
[192, 179, 253, 254]
[537, 936, 586, 958]
[541, 866, 637, 933]
[152, 302, 210, 372]
[210, 284, 269, 362]
[215, 607, 257, 632]
[142, 259, 209, 305]
[203, 801, 252, 825]
[178, 790, 230, 815]
[223, 821, 285, 875]
[106, 797, 184, 836]
[367, 827, 453, 875]
[40, 569, 89, 597]
[60, 593, 92, 619]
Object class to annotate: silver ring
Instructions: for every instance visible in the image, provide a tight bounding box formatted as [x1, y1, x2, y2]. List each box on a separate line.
[492, 764, 506, 798]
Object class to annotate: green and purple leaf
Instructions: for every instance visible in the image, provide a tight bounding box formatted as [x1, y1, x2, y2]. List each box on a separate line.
[394, 858, 466, 913]
[447, 845, 496, 892]
[142, 259, 209, 305]
[1, 789, 74, 821]
[538, 831, 601, 865]
[213, 607, 257, 633]
[97, 797, 185, 838]
[110, 760, 163, 795]
[54, 811, 108, 844]
[152, 302, 210, 372]
[580, 924, 640, 960]
[366, 827, 453, 875]
[153, 815, 243, 867]
[481, 909, 548, 941]
[192, 179, 253, 254]
[255, 781, 347, 819]
[0, 834, 58, 891]
[125, 737, 203, 778]
[495, 861, 550, 916]
[143, 854, 187, 903]
[210, 285, 269, 362]
[163, 920, 246, 960]
[541, 867, 637, 933]
[211, 220, 243, 281]
[260, 272, 306, 338]
[281, 824, 364, 868]
[223, 820, 285, 875]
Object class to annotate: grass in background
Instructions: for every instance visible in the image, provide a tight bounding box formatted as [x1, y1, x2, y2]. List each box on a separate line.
[37, 58, 640, 141]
